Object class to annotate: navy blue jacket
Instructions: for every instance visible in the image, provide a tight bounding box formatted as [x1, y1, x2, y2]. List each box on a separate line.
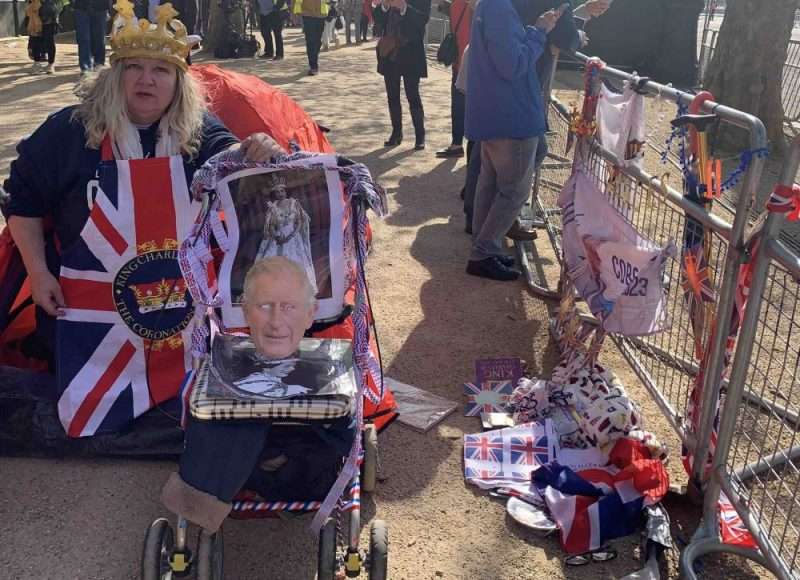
[465, 0, 548, 141]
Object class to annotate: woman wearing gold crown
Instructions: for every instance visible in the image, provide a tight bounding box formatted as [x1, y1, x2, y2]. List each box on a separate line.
[1, 0, 285, 440]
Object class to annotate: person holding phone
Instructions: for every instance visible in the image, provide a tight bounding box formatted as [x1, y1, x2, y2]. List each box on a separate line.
[463, 0, 562, 281]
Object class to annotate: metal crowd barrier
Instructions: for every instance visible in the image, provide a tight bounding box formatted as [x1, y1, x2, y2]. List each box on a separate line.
[682, 137, 800, 580]
[528, 54, 767, 475]
[521, 53, 800, 579]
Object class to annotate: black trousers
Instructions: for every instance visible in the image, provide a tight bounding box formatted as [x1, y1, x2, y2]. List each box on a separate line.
[259, 11, 284, 57]
[302, 15, 325, 70]
[32, 24, 57, 64]
[383, 70, 422, 132]
[450, 68, 466, 146]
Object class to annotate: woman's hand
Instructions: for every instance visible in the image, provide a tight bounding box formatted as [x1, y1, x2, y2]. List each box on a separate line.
[30, 270, 65, 317]
[535, 8, 560, 33]
[238, 133, 286, 162]
[585, 0, 611, 18]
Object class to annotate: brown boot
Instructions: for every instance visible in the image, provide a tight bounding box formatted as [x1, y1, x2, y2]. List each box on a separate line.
[506, 219, 537, 241]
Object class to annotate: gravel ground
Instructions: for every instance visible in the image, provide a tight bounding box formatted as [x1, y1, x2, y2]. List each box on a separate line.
[0, 30, 776, 580]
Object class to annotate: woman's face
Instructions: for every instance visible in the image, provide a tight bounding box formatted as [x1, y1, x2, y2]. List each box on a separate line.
[122, 58, 179, 125]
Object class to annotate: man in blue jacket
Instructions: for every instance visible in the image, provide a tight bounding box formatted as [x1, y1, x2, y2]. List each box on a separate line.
[464, 0, 563, 281]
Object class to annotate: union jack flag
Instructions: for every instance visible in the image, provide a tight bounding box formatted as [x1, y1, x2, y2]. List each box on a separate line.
[463, 380, 513, 416]
[719, 492, 756, 548]
[509, 435, 549, 466]
[464, 433, 504, 463]
[464, 466, 504, 480]
[56, 156, 198, 437]
[681, 243, 715, 360]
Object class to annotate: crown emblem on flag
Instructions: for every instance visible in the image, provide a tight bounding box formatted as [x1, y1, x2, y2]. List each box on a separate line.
[110, 0, 190, 71]
[129, 279, 188, 314]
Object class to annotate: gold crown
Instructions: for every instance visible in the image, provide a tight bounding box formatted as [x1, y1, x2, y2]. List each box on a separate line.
[110, 0, 190, 71]
[129, 279, 188, 314]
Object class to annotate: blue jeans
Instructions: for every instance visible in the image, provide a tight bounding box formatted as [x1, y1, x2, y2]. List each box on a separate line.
[470, 136, 540, 261]
[74, 9, 107, 72]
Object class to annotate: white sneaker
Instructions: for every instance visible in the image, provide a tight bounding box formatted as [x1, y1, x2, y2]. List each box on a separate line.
[45, 64, 54, 74]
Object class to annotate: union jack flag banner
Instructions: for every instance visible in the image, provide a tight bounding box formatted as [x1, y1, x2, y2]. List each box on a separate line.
[57, 156, 198, 437]
[463, 422, 549, 493]
[533, 459, 669, 554]
[463, 380, 514, 416]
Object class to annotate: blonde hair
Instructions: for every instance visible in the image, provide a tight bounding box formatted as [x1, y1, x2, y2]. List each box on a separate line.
[243, 257, 317, 307]
[72, 59, 207, 157]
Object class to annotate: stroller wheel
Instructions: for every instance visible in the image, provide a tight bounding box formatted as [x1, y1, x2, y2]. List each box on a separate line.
[368, 520, 388, 580]
[362, 423, 378, 493]
[141, 518, 174, 580]
[196, 528, 224, 580]
[317, 518, 338, 580]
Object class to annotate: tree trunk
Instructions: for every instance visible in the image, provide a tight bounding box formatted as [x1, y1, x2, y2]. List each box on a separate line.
[704, 0, 799, 154]
[205, 0, 245, 53]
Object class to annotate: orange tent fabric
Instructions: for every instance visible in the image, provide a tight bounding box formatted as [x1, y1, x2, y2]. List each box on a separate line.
[191, 64, 335, 153]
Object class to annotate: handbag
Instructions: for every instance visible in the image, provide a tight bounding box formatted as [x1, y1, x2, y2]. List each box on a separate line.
[377, 34, 400, 60]
[335, 14, 344, 29]
[436, 2, 467, 66]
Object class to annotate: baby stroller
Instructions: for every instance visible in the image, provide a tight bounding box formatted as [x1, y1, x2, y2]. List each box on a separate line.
[140, 150, 390, 579]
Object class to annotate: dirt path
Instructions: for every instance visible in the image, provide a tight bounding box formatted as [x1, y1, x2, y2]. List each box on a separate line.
[0, 30, 767, 580]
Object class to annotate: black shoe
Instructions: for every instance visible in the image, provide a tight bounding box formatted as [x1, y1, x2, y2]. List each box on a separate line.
[436, 145, 464, 158]
[466, 257, 520, 281]
[384, 133, 402, 147]
[261, 52, 274, 59]
[308, 68, 318, 76]
[272, 55, 284, 61]
[497, 255, 515, 267]
[414, 140, 426, 151]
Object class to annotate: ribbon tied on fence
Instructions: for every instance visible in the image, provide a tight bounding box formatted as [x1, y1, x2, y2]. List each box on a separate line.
[766, 183, 800, 221]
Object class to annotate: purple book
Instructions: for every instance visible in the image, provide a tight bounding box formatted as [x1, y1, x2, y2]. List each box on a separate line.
[475, 357, 523, 387]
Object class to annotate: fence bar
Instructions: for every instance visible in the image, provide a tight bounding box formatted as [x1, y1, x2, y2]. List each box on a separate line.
[682, 136, 800, 579]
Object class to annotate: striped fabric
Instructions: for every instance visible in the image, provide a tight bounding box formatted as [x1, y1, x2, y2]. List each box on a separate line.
[190, 360, 353, 421]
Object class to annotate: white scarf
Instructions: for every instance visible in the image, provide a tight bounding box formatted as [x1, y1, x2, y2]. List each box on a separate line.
[112, 116, 180, 160]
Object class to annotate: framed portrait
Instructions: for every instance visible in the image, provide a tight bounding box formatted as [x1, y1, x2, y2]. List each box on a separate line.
[213, 155, 347, 327]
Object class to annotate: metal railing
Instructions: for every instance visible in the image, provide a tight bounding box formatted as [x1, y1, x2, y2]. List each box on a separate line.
[682, 137, 800, 580]
[520, 53, 800, 579]
[528, 54, 767, 476]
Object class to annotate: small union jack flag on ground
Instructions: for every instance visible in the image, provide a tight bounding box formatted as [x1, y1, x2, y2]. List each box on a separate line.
[463, 381, 513, 416]
[509, 435, 549, 466]
[464, 433, 505, 463]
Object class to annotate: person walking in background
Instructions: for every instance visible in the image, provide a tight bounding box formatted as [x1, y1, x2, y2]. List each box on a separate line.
[171, 0, 199, 33]
[294, 0, 328, 74]
[360, 0, 373, 40]
[374, 0, 430, 150]
[257, 0, 286, 59]
[25, 0, 45, 73]
[435, 0, 472, 158]
[339, 0, 362, 44]
[464, 1, 562, 281]
[36, 0, 62, 74]
[321, 0, 340, 51]
[72, 0, 109, 75]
